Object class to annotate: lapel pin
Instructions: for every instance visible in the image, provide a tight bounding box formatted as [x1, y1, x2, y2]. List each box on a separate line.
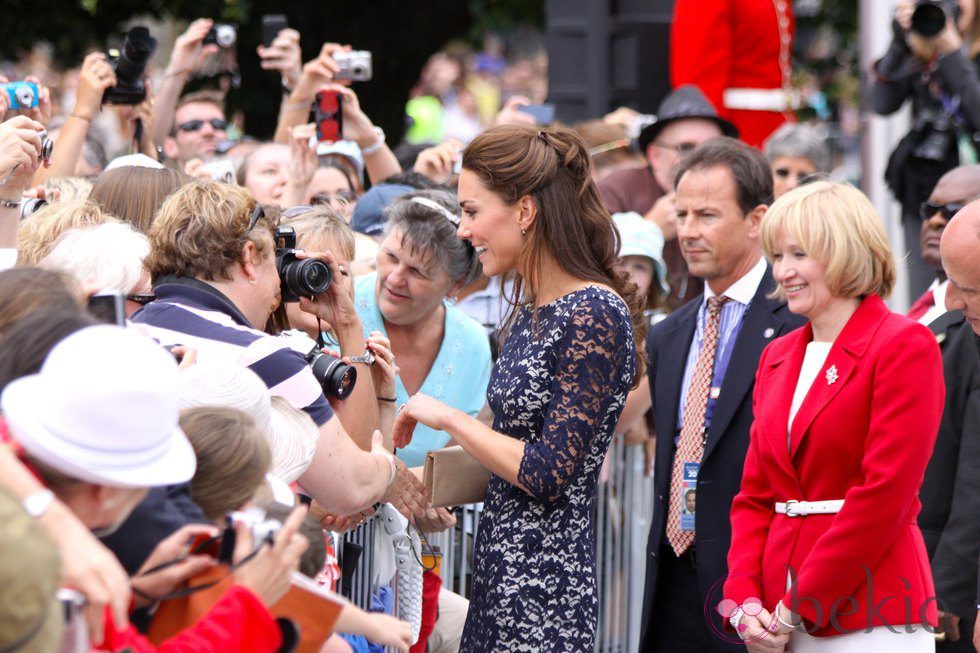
[825, 365, 839, 385]
[935, 333, 946, 345]
[763, 327, 775, 339]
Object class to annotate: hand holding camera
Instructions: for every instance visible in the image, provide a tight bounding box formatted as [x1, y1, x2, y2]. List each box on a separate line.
[413, 138, 462, 183]
[75, 53, 117, 120]
[258, 26, 303, 91]
[0, 115, 48, 196]
[291, 43, 348, 103]
[167, 19, 221, 79]
[897, 0, 965, 54]
[294, 246, 359, 331]
[232, 504, 309, 607]
[1, 76, 52, 127]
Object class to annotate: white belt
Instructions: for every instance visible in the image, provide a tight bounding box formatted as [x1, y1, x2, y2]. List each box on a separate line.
[723, 87, 801, 112]
[775, 499, 844, 517]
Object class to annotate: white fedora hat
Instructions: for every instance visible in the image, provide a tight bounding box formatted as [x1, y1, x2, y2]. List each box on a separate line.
[2, 325, 196, 488]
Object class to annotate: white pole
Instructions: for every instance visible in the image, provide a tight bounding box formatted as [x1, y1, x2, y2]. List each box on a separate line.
[859, 0, 911, 312]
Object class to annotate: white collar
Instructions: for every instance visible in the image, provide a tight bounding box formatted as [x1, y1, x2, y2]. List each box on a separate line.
[703, 256, 768, 306]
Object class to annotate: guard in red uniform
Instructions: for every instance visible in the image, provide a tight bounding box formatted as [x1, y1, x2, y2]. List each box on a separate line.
[671, 0, 796, 148]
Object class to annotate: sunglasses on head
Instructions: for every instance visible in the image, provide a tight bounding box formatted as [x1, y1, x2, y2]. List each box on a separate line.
[919, 201, 963, 221]
[177, 118, 228, 133]
[246, 204, 280, 234]
[126, 293, 156, 306]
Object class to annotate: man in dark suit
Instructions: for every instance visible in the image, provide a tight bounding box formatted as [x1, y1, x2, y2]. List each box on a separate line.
[639, 137, 805, 652]
[914, 165, 980, 653]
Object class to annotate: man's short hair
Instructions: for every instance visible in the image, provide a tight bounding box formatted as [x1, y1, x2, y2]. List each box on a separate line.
[175, 89, 226, 115]
[146, 180, 271, 282]
[673, 137, 774, 214]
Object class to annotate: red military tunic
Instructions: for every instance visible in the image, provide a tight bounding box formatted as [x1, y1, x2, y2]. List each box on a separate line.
[670, 0, 795, 148]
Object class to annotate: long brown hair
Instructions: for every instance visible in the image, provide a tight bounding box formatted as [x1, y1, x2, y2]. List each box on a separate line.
[462, 123, 646, 379]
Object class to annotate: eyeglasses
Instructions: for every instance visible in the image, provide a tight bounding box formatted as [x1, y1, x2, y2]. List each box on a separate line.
[177, 118, 228, 133]
[311, 190, 358, 208]
[655, 141, 698, 154]
[773, 167, 818, 181]
[919, 201, 964, 221]
[126, 293, 156, 306]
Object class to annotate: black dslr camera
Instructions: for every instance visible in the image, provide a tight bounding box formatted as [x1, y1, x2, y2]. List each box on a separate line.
[279, 329, 357, 400]
[911, 0, 960, 37]
[103, 26, 157, 105]
[275, 226, 332, 302]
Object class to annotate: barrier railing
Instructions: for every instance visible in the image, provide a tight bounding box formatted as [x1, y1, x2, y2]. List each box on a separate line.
[340, 437, 654, 652]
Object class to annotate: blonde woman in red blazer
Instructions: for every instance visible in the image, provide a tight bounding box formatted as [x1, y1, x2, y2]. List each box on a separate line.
[723, 181, 945, 653]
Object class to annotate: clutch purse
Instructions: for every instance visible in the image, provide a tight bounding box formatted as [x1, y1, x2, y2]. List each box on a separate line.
[423, 445, 491, 508]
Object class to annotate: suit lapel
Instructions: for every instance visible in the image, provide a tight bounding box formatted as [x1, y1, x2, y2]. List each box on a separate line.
[702, 268, 787, 461]
[788, 296, 889, 458]
[927, 309, 964, 348]
[757, 326, 809, 478]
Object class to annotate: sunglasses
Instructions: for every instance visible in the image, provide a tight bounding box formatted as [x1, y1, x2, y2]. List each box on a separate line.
[126, 293, 156, 306]
[246, 204, 280, 236]
[919, 201, 963, 221]
[177, 118, 228, 133]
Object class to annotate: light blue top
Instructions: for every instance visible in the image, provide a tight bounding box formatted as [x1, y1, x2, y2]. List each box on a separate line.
[354, 272, 493, 467]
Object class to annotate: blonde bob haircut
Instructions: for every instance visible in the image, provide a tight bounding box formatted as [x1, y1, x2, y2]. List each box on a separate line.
[146, 180, 273, 282]
[760, 181, 896, 300]
[17, 200, 120, 267]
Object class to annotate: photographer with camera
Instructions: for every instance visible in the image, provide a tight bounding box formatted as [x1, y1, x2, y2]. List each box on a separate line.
[275, 43, 401, 184]
[873, 0, 980, 298]
[132, 180, 426, 519]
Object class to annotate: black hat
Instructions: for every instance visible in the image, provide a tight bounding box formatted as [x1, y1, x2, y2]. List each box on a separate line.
[637, 85, 739, 152]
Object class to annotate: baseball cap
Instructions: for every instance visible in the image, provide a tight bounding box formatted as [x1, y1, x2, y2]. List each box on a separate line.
[2, 325, 196, 488]
[350, 183, 415, 236]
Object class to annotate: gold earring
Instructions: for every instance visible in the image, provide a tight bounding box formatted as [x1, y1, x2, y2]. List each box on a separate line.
[521, 226, 527, 237]
[249, 277, 257, 285]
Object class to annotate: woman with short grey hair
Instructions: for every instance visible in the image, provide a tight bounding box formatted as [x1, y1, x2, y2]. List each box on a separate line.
[763, 123, 831, 199]
[355, 188, 491, 467]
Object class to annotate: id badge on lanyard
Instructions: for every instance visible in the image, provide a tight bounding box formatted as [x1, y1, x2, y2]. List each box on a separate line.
[679, 462, 699, 531]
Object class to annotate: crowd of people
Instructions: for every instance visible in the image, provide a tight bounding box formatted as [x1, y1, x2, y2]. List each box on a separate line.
[0, 2, 979, 653]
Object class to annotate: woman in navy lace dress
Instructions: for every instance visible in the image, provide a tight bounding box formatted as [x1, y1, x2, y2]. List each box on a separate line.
[393, 124, 646, 651]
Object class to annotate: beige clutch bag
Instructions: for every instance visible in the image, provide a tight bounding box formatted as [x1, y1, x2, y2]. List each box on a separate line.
[423, 445, 491, 507]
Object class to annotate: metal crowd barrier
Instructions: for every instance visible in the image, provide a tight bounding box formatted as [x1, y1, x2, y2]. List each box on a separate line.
[340, 437, 654, 652]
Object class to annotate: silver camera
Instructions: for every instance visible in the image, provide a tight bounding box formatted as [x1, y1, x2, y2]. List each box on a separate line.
[334, 50, 372, 82]
[228, 507, 281, 549]
[204, 23, 237, 48]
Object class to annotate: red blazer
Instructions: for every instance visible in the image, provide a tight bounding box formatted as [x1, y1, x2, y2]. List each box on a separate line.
[670, 0, 795, 147]
[724, 295, 944, 636]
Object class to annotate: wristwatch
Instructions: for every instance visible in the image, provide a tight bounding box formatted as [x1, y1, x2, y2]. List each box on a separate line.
[0, 198, 22, 209]
[348, 350, 376, 365]
[22, 489, 55, 518]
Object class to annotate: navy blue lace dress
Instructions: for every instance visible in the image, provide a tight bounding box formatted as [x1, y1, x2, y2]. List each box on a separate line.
[460, 286, 637, 652]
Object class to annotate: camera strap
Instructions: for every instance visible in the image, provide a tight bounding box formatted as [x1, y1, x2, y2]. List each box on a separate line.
[132, 117, 143, 155]
[131, 532, 265, 604]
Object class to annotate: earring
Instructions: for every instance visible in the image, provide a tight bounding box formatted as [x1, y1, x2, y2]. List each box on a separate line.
[521, 226, 527, 237]
[248, 277, 257, 285]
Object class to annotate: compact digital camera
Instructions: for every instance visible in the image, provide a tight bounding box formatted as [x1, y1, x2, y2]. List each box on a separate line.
[3, 81, 39, 110]
[203, 24, 237, 48]
[334, 50, 372, 82]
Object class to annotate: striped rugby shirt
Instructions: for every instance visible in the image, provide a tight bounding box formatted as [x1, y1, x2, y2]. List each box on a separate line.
[131, 276, 333, 426]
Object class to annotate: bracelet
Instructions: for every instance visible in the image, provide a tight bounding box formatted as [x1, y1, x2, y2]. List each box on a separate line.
[774, 600, 801, 631]
[360, 126, 385, 155]
[729, 606, 746, 635]
[70, 113, 92, 122]
[377, 396, 397, 403]
[373, 449, 397, 486]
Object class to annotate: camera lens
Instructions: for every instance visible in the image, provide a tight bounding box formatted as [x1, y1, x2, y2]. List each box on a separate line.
[309, 352, 357, 400]
[215, 25, 237, 48]
[282, 258, 331, 300]
[911, 2, 948, 37]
